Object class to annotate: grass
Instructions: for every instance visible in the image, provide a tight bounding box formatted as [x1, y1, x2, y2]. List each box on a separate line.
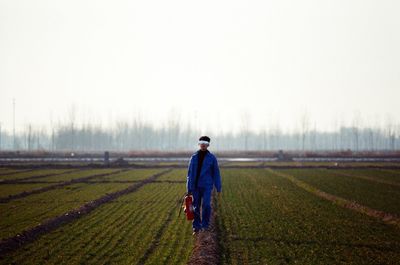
[335, 168, 400, 184]
[157, 169, 187, 181]
[279, 168, 400, 215]
[0, 182, 133, 239]
[216, 168, 400, 264]
[89, 168, 162, 182]
[0, 183, 55, 197]
[0, 168, 28, 175]
[1, 165, 400, 264]
[0, 169, 72, 181]
[1, 174, 194, 265]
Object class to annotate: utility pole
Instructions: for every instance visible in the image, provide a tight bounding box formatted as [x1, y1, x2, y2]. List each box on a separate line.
[13, 98, 16, 150]
[51, 128, 55, 151]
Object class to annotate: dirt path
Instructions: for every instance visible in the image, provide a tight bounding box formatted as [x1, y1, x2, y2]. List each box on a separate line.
[268, 169, 400, 228]
[0, 168, 173, 256]
[0, 169, 130, 203]
[187, 191, 220, 265]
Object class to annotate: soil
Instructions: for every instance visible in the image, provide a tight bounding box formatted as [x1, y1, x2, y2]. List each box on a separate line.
[187, 192, 220, 265]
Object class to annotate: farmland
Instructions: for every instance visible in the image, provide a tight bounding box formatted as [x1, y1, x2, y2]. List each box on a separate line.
[216, 168, 400, 264]
[1, 163, 400, 264]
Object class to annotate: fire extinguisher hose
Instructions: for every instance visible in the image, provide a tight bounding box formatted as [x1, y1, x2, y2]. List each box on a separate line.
[178, 192, 187, 217]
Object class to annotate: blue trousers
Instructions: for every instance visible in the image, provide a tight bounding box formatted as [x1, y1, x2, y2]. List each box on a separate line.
[192, 187, 212, 230]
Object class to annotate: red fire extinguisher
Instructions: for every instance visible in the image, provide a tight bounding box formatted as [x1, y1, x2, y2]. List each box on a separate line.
[179, 193, 194, 220]
[184, 194, 194, 220]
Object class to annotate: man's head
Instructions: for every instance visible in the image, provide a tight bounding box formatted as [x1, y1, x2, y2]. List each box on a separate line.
[198, 136, 210, 151]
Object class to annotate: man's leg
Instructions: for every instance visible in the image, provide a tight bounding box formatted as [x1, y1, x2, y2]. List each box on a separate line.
[201, 187, 212, 229]
[192, 189, 202, 231]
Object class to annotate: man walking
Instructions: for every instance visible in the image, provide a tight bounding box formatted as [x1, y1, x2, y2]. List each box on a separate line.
[186, 136, 222, 235]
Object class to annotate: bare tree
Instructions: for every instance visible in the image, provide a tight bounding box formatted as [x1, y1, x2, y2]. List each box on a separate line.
[166, 108, 181, 150]
[240, 111, 251, 150]
[385, 116, 396, 150]
[351, 112, 362, 151]
[300, 111, 310, 151]
[261, 128, 268, 150]
[27, 124, 32, 150]
[68, 105, 77, 151]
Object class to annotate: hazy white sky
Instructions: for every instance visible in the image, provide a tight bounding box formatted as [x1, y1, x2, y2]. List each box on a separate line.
[1, 0, 399, 134]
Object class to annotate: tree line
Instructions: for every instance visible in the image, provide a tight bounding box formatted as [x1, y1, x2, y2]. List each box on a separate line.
[0, 119, 398, 151]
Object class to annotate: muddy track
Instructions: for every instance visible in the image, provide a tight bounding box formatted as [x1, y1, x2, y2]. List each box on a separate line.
[187, 191, 220, 265]
[0, 169, 131, 203]
[0, 168, 173, 256]
[0, 169, 84, 184]
[268, 169, 400, 228]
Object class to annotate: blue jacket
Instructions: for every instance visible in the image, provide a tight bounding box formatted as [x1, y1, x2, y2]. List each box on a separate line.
[186, 150, 222, 193]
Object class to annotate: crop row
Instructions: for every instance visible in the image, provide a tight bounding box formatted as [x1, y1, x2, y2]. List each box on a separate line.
[0, 169, 117, 198]
[334, 168, 400, 184]
[1, 174, 193, 264]
[0, 168, 164, 199]
[216, 168, 400, 264]
[0, 169, 72, 181]
[0, 169, 167, 239]
[278, 168, 400, 215]
[0, 168, 34, 176]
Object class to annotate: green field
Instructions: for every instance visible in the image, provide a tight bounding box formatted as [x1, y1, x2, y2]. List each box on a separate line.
[0, 165, 400, 264]
[216, 168, 400, 264]
[0, 169, 72, 181]
[278, 168, 400, 215]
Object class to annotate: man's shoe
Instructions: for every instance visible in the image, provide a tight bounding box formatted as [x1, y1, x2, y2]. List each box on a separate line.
[201, 227, 210, 232]
[192, 228, 200, 235]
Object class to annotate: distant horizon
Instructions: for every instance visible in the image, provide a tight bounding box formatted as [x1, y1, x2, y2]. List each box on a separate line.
[1, 1, 400, 134]
[0, 100, 399, 136]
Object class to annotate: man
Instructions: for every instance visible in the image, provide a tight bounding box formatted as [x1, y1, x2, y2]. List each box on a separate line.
[186, 136, 222, 235]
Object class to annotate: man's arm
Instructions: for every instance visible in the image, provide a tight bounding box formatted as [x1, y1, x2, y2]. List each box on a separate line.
[186, 156, 193, 193]
[212, 156, 222, 192]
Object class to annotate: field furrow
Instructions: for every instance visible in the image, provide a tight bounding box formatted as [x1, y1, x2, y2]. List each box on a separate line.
[0, 169, 72, 181]
[1, 173, 194, 265]
[279, 168, 400, 215]
[216, 168, 400, 264]
[2, 165, 400, 264]
[0, 169, 128, 203]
